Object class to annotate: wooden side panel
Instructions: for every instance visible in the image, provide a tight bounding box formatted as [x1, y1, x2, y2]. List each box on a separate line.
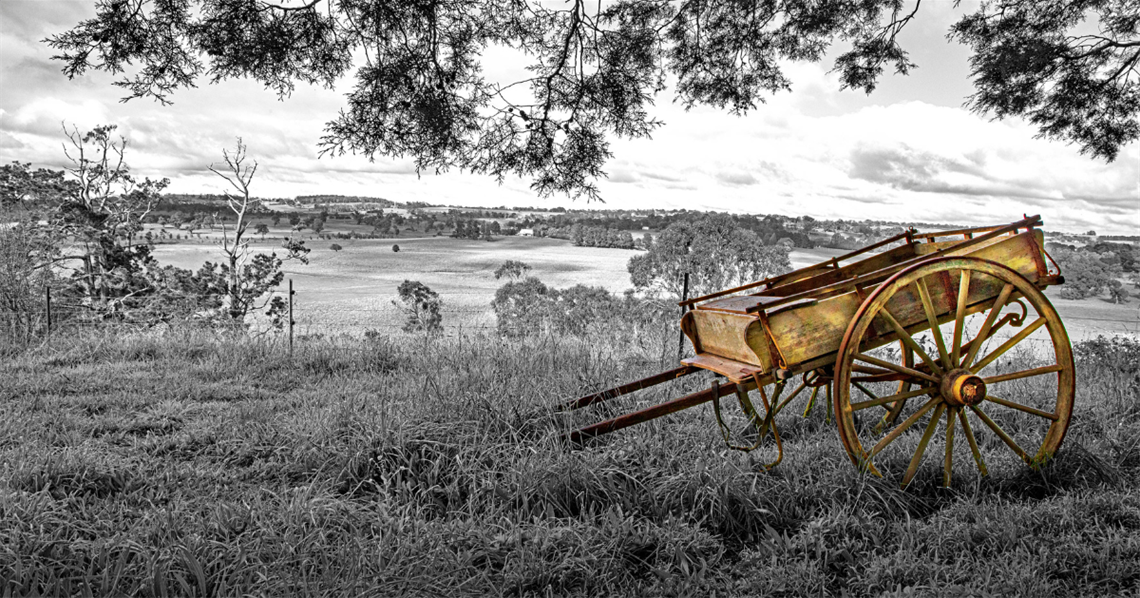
[765, 292, 863, 369]
[687, 310, 772, 369]
[762, 231, 1047, 369]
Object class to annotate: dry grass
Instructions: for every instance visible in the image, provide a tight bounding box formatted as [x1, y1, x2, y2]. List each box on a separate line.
[2, 327, 1138, 597]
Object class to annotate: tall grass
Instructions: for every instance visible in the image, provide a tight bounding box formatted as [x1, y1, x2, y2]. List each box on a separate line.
[1, 330, 1137, 596]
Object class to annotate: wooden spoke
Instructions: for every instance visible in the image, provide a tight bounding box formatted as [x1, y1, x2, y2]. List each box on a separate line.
[961, 283, 1015, 369]
[915, 277, 952, 371]
[983, 364, 1064, 384]
[985, 394, 1059, 421]
[851, 364, 894, 376]
[951, 269, 971, 366]
[970, 405, 1030, 463]
[943, 406, 957, 487]
[851, 386, 936, 412]
[773, 381, 808, 414]
[902, 403, 947, 488]
[869, 396, 942, 458]
[958, 408, 987, 476]
[957, 317, 1012, 365]
[852, 380, 879, 401]
[970, 317, 1047, 374]
[878, 308, 943, 376]
[855, 352, 939, 384]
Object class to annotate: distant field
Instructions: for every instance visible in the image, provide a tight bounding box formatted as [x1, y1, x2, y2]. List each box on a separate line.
[150, 231, 1140, 340]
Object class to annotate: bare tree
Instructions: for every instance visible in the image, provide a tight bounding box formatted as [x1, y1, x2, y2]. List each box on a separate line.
[209, 139, 257, 318]
[205, 139, 308, 324]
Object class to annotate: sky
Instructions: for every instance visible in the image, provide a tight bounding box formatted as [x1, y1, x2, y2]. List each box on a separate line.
[1, 0, 1137, 234]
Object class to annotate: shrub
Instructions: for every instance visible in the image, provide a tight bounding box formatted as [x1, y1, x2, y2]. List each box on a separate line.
[393, 280, 441, 333]
[494, 260, 532, 281]
[392, 244, 400, 252]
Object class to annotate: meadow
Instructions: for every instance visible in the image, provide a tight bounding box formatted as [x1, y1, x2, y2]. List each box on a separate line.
[1, 327, 1138, 596]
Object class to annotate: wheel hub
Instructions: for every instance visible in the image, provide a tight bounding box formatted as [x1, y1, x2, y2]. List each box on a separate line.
[940, 368, 986, 406]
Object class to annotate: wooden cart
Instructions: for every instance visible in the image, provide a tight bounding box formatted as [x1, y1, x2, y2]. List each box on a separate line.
[560, 215, 1074, 488]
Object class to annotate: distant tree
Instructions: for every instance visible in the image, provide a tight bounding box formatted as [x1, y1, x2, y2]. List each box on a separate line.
[393, 280, 442, 333]
[271, 213, 282, 227]
[494, 260, 532, 281]
[330, 243, 342, 252]
[628, 213, 791, 298]
[288, 213, 301, 227]
[1054, 247, 1123, 300]
[254, 223, 269, 238]
[1108, 281, 1129, 304]
[392, 244, 400, 253]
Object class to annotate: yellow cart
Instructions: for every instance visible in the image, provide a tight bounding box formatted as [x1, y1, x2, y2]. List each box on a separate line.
[561, 216, 1074, 487]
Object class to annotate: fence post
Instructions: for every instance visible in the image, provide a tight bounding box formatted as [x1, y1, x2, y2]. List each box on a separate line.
[288, 278, 295, 356]
[677, 272, 689, 360]
[45, 286, 52, 336]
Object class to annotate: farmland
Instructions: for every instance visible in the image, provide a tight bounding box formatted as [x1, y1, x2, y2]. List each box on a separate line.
[148, 230, 1140, 340]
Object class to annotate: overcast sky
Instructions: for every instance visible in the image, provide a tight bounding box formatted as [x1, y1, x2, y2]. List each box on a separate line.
[2, 0, 1137, 234]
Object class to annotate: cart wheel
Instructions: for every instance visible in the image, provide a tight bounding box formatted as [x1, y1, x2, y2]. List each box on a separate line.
[833, 256, 1075, 488]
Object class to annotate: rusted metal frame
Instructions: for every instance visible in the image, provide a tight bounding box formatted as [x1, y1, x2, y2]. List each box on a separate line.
[909, 216, 1041, 241]
[757, 309, 788, 370]
[680, 216, 1039, 312]
[713, 379, 777, 452]
[754, 376, 786, 469]
[567, 373, 771, 444]
[677, 228, 918, 308]
[1024, 225, 1050, 280]
[758, 244, 923, 302]
[742, 217, 1043, 315]
[558, 365, 696, 412]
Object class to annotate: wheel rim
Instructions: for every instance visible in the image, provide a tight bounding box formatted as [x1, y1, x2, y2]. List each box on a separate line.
[833, 257, 1075, 488]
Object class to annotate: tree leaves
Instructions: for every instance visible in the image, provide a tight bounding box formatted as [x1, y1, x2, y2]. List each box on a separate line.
[950, 0, 1140, 161]
[44, 0, 1139, 199]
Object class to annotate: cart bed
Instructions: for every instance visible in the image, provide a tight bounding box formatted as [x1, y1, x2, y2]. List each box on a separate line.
[680, 220, 1055, 382]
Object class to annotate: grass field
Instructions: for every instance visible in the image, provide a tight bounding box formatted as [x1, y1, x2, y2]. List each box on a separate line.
[2, 329, 1138, 596]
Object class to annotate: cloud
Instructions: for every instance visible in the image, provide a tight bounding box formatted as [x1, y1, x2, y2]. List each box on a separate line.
[607, 169, 638, 183]
[716, 171, 757, 186]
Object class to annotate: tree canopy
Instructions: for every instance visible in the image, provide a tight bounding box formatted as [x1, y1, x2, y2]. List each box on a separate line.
[628, 213, 791, 298]
[47, 0, 1139, 200]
